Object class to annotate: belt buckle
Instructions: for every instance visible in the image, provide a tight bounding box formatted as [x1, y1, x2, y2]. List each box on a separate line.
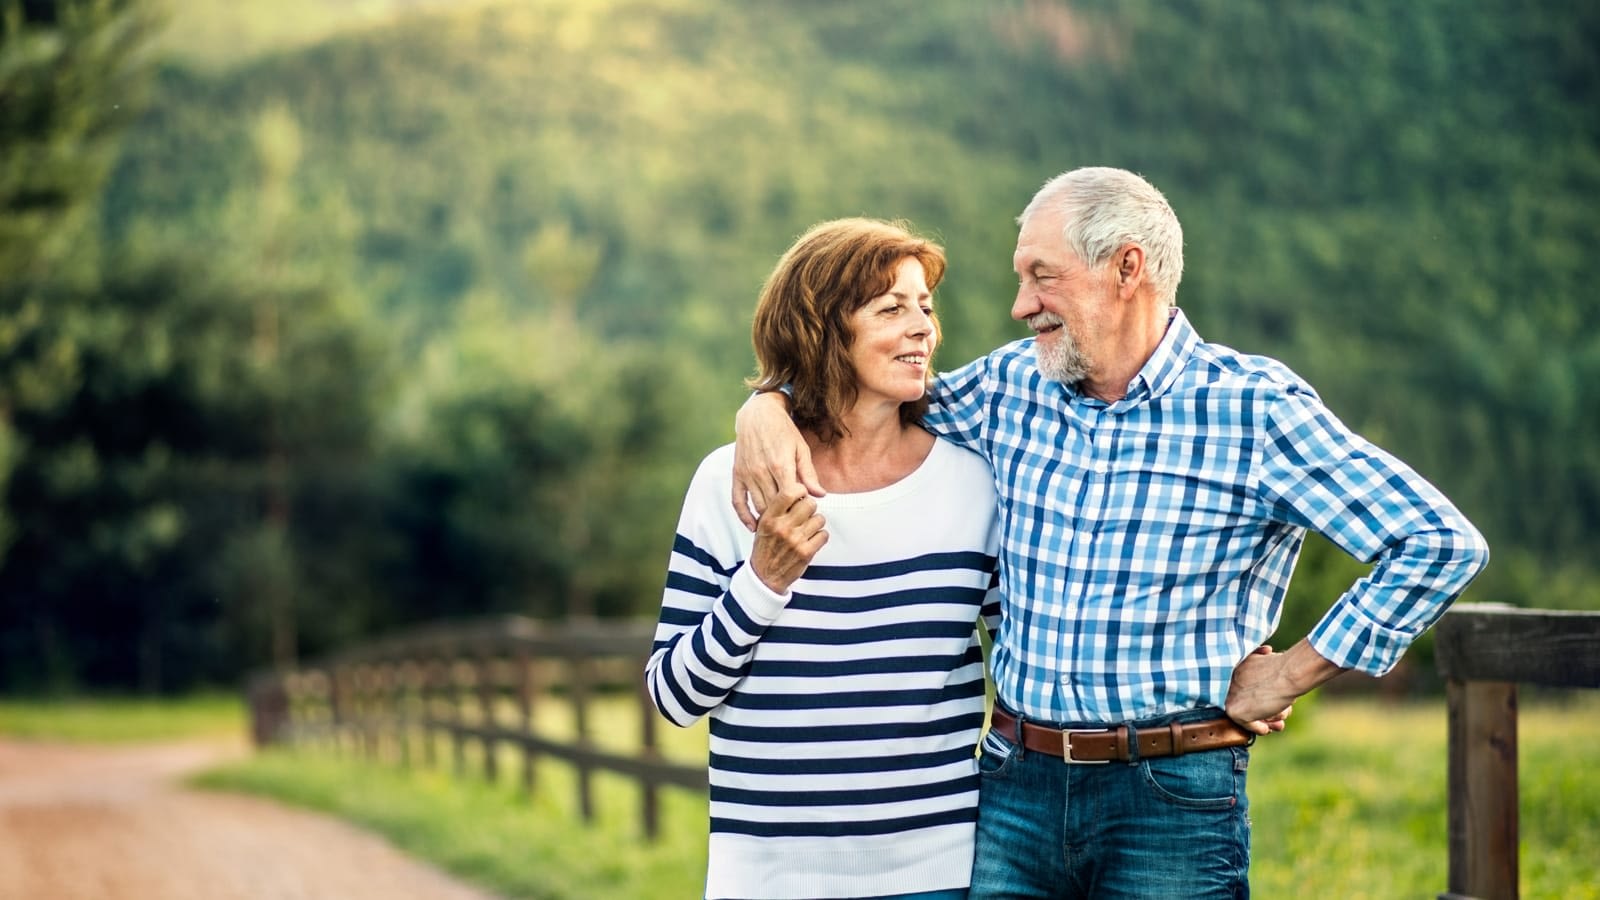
[1061, 728, 1112, 765]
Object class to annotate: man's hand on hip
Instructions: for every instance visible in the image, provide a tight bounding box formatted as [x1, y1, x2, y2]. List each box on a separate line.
[1225, 639, 1344, 735]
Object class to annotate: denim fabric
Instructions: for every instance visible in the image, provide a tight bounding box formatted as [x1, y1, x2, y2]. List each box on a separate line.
[969, 708, 1250, 899]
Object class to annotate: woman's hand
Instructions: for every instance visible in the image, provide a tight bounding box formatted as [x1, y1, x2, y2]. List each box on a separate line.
[732, 392, 824, 532]
[749, 484, 828, 594]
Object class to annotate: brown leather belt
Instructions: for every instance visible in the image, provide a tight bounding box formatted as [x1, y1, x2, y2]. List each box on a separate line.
[989, 707, 1254, 764]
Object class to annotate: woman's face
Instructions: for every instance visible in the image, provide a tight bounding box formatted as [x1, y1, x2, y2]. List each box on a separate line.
[847, 256, 938, 411]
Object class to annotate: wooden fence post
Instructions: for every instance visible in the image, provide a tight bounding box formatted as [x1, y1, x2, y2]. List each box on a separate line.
[329, 665, 346, 756]
[450, 650, 467, 779]
[248, 674, 288, 747]
[395, 660, 413, 768]
[1434, 605, 1600, 900]
[571, 653, 595, 823]
[639, 677, 662, 839]
[478, 643, 499, 784]
[1445, 679, 1518, 900]
[422, 655, 441, 769]
[361, 665, 380, 760]
[517, 646, 537, 796]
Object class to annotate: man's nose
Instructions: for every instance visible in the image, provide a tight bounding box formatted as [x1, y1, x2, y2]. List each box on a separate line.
[1011, 285, 1037, 321]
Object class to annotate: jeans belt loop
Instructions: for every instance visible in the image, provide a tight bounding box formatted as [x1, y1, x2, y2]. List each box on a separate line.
[1121, 721, 1138, 766]
[1013, 709, 1025, 761]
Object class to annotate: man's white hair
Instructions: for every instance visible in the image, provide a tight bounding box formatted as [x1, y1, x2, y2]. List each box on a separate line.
[1018, 167, 1184, 307]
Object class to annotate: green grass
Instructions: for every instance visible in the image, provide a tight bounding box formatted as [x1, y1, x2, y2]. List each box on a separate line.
[196, 737, 708, 899]
[0, 692, 246, 742]
[196, 694, 1600, 900]
[1250, 694, 1600, 899]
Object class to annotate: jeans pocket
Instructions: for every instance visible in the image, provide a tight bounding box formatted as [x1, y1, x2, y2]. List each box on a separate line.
[1139, 749, 1242, 810]
[977, 729, 1019, 778]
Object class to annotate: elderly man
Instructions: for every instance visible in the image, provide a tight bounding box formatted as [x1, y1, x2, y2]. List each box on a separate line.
[731, 167, 1489, 898]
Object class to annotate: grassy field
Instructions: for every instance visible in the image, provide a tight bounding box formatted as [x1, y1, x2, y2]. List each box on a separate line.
[1249, 693, 1600, 899]
[6, 691, 1594, 897]
[0, 692, 245, 742]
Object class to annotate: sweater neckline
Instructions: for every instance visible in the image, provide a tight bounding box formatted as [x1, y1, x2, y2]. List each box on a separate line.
[815, 437, 954, 510]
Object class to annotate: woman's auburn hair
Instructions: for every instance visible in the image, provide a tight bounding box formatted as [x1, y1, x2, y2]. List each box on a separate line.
[747, 218, 947, 444]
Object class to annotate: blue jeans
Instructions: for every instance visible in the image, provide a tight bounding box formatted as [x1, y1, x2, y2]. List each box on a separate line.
[969, 707, 1250, 899]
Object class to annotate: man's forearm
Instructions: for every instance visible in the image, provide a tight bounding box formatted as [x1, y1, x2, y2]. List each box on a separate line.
[1277, 638, 1345, 697]
[736, 388, 791, 430]
[1226, 638, 1346, 732]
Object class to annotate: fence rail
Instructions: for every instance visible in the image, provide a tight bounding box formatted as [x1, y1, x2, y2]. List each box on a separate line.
[1432, 604, 1600, 900]
[246, 615, 705, 839]
[250, 605, 1600, 881]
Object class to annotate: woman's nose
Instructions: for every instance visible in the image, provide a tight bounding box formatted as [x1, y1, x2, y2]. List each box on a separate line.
[908, 309, 933, 336]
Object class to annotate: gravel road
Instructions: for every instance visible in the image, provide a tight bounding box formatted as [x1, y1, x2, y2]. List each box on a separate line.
[0, 737, 501, 900]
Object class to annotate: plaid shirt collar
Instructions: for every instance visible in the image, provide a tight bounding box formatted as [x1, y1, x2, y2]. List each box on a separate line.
[1060, 307, 1198, 410]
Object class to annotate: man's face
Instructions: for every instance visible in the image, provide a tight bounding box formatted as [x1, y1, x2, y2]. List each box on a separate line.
[1011, 208, 1111, 383]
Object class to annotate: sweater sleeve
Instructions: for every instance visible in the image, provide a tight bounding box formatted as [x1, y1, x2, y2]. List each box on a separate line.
[980, 568, 1002, 643]
[644, 453, 790, 727]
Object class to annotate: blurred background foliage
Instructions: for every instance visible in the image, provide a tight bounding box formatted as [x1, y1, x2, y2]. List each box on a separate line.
[1, 0, 1596, 693]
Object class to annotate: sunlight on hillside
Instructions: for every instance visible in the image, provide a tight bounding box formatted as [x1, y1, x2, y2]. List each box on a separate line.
[153, 0, 498, 69]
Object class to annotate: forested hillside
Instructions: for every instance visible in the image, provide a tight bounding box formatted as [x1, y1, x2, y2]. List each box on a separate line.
[3, 0, 1596, 690]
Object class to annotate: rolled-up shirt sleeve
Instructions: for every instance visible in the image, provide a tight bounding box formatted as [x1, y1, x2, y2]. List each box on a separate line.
[1255, 386, 1490, 675]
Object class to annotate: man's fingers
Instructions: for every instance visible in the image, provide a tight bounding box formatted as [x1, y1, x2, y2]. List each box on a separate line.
[733, 469, 782, 532]
[796, 450, 826, 498]
[732, 480, 759, 532]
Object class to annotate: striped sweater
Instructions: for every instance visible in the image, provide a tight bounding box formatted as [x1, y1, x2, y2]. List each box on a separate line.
[646, 440, 1000, 900]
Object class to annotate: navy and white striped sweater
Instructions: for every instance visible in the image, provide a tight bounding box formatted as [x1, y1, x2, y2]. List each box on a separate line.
[647, 440, 1000, 900]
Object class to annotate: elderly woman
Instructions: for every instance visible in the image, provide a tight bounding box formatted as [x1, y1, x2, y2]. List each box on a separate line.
[645, 218, 1000, 900]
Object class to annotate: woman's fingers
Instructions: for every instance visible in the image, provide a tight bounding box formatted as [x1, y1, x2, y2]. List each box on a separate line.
[749, 488, 828, 594]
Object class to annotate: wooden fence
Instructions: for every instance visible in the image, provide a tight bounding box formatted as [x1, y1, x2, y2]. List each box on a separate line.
[248, 605, 1600, 880]
[1433, 604, 1600, 900]
[246, 615, 705, 839]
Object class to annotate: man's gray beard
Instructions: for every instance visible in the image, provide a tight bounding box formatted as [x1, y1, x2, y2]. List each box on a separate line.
[1035, 329, 1091, 384]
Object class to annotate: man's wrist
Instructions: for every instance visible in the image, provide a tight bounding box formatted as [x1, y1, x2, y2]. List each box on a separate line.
[1283, 639, 1344, 697]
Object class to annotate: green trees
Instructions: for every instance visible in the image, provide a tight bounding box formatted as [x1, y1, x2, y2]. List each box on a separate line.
[2, 0, 160, 687]
[2, 0, 1596, 691]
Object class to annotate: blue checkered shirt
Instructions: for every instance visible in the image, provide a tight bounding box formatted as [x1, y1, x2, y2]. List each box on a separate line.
[924, 309, 1489, 724]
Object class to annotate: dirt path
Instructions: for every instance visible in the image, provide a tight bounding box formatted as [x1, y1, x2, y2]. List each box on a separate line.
[0, 737, 501, 900]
